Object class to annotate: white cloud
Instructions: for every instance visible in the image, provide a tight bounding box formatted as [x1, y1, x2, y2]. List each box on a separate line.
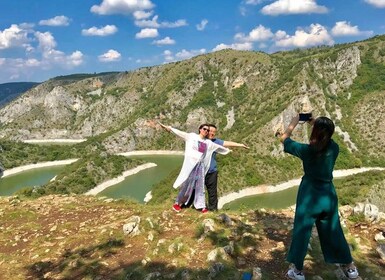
[163, 50, 174, 62]
[35, 31, 57, 52]
[261, 0, 328, 15]
[135, 28, 158, 39]
[245, 0, 265, 5]
[161, 19, 187, 28]
[162, 49, 206, 63]
[152, 36, 175, 45]
[91, 0, 155, 15]
[212, 42, 253, 52]
[81, 25, 118, 36]
[133, 10, 153, 20]
[364, 0, 385, 8]
[331, 21, 374, 37]
[67, 51, 84, 67]
[98, 49, 121, 62]
[0, 24, 31, 50]
[39, 16, 70, 26]
[25, 58, 41, 67]
[275, 23, 334, 48]
[175, 49, 206, 60]
[235, 25, 273, 42]
[135, 15, 187, 28]
[34, 31, 83, 67]
[196, 19, 208, 31]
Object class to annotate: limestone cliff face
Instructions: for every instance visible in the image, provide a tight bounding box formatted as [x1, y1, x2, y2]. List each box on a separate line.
[0, 36, 384, 158]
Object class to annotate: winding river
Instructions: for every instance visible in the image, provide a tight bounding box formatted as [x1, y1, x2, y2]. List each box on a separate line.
[1, 150, 384, 209]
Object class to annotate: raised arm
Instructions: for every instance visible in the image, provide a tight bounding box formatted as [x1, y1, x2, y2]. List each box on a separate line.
[280, 114, 300, 143]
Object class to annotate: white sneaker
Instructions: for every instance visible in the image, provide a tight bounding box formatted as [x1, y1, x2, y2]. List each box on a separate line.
[344, 267, 359, 279]
[287, 268, 305, 280]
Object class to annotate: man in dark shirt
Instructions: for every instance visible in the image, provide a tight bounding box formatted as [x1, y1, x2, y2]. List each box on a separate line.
[205, 124, 249, 211]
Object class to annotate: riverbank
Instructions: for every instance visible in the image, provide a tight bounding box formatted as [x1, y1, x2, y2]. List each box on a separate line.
[218, 167, 385, 209]
[22, 139, 86, 144]
[85, 163, 157, 195]
[118, 150, 184, 156]
[2, 159, 79, 178]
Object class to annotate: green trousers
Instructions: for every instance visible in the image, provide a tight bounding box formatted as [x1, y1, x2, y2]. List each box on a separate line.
[287, 178, 353, 270]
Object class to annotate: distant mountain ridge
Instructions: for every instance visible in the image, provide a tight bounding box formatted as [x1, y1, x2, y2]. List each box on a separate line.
[0, 82, 40, 107]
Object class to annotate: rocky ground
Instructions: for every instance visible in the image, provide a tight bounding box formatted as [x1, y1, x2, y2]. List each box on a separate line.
[0, 195, 384, 280]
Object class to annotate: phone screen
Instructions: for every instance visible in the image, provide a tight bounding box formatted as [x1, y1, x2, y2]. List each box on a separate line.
[299, 113, 312, 121]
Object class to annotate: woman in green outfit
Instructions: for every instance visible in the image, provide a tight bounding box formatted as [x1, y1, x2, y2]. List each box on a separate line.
[280, 114, 359, 280]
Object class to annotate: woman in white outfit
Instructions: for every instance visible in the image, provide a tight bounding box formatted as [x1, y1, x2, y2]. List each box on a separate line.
[158, 122, 230, 213]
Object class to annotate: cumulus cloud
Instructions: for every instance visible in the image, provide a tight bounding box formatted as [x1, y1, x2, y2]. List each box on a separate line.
[34, 31, 83, 67]
[0, 24, 31, 50]
[91, 0, 154, 15]
[212, 42, 253, 52]
[133, 10, 153, 20]
[275, 23, 333, 48]
[331, 21, 374, 37]
[261, 0, 328, 15]
[364, 0, 385, 8]
[163, 50, 174, 62]
[163, 48, 206, 62]
[135, 15, 187, 28]
[67, 51, 84, 67]
[98, 49, 121, 62]
[196, 19, 208, 31]
[0, 24, 84, 82]
[135, 28, 158, 38]
[235, 25, 273, 42]
[175, 49, 206, 59]
[35, 31, 57, 52]
[245, 0, 266, 5]
[25, 58, 41, 67]
[39, 16, 70, 26]
[152, 36, 175, 45]
[81, 25, 118, 36]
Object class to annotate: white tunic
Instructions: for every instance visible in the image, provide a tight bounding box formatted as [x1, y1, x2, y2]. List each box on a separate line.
[170, 127, 230, 189]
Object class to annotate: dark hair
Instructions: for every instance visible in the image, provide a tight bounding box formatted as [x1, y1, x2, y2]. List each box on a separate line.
[207, 124, 217, 129]
[198, 124, 209, 133]
[309, 117, 335, 155]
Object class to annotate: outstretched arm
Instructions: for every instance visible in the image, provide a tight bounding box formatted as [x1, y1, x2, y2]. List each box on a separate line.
[223, 141, 249, 149]
[157, 121, 171, 132]
[280, 114, 299, 143]
[157, 121, 189, 140]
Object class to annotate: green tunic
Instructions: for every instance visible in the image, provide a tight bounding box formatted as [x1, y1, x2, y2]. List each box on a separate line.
[284, 138, 353, 270]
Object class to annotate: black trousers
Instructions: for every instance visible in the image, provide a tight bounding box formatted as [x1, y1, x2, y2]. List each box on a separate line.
[205, 171, 218, 211]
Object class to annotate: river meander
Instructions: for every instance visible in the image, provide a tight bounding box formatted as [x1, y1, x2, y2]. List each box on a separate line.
[0, 165, 64, 196]
[1, 154, 382, 209]
[0, 155, 183, 202]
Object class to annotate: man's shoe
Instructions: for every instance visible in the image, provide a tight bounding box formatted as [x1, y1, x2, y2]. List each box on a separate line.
[201, 208, 208, 213]
[342, 266, 359, 279]
[287, 268, 305, 280]
[172, 204, 181, 212]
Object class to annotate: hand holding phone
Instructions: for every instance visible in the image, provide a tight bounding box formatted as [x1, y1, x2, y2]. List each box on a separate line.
[299, 113, 312, 122]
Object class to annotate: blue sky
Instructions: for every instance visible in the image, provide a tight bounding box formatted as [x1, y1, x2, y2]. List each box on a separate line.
[0, 0, 384, 84]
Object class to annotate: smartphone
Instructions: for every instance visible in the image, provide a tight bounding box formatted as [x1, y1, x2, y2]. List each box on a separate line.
[299, 113, 312, 122]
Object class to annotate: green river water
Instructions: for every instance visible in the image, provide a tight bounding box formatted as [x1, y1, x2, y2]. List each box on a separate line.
[0, 155, 299, 209]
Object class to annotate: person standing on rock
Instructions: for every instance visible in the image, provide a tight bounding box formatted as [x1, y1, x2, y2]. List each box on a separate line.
[205, 124, 249, 211]
[157, 122, 230, 213]
[279, 114, 359, 280]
